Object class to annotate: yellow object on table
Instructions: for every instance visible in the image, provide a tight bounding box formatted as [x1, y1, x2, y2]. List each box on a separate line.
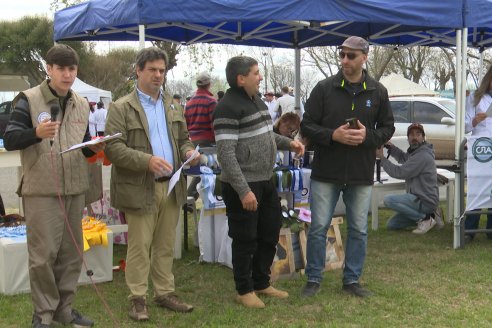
[82, 216, 110, 251]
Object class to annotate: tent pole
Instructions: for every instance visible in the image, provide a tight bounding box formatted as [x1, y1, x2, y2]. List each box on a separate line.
[460, 28, 467, 144]
[294, 47, 301, 111]
[139, 25, 145, 49]
[453, 29, 463, 249]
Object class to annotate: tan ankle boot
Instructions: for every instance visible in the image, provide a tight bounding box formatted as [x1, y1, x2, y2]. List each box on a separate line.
[255, 286, 289, 298]
[235, 292, 265, 308]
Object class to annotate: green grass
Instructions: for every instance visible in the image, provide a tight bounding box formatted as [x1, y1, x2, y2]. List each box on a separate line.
[2, 208, 492, 327]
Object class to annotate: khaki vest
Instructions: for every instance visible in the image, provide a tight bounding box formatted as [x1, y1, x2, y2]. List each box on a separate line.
[18, 81, 90, 196]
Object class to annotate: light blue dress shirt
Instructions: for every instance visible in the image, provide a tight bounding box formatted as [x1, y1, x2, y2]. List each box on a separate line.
[136, 88, 174, 169]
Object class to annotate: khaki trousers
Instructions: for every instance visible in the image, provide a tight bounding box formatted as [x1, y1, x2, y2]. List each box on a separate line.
[125, 181, 180, 298]
[24, 194, 84, 325]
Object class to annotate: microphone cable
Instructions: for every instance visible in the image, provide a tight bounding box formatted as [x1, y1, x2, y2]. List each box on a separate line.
[49, 141, 120, 327]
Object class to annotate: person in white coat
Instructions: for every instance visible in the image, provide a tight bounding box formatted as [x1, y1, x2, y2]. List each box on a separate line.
[464, 64, 492, 242]
[94, 101, 107, 136]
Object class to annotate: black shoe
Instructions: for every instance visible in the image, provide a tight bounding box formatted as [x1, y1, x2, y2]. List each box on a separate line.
[301, 281, 321, 297]
[69, 309, 94, 327]
[342, 283, 373, 298]
[32, 315, 51, 328]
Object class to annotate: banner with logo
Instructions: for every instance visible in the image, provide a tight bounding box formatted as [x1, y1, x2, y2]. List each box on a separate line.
[466, 136, 492, 211]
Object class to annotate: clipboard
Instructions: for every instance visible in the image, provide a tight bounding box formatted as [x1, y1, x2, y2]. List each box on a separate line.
[60, 133, 122, 154]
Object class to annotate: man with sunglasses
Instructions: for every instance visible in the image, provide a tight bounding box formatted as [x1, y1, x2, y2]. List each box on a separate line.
[301, 36, 394, 298]
[376, 123, 440, 234]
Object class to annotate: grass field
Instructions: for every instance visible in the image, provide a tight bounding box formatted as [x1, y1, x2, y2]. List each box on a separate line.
[1, 208, 492, 327]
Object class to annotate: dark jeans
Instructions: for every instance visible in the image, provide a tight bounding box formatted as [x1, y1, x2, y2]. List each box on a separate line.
[465, 209, 492, 239]
[222, 180, 281, 295]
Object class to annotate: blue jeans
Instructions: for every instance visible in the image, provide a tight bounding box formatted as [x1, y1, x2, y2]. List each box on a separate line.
[384, 193, 434, 230]
[305, 180, 372, 285]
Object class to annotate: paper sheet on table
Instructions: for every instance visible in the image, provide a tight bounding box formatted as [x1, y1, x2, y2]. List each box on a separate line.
[167, 145, 200, 196]
[486, 102, 492, 117]
[60, 133, 122, 154]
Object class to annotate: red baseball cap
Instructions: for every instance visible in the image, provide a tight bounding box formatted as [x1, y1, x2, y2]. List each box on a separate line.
[407, 123, 425, 136]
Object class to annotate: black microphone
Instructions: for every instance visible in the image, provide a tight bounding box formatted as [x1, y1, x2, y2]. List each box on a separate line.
[50, 104, 60, 147]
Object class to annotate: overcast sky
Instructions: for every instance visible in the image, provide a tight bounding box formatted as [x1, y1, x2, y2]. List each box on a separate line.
[2, 0, 53, 20]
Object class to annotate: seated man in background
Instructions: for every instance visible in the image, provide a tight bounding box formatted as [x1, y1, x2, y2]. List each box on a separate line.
[376, 123, 442, 234]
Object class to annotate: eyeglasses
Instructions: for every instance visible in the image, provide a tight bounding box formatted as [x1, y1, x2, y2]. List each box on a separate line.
[339, 51, 359, 60]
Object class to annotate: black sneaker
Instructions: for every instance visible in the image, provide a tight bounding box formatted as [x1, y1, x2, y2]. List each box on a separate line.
[342, 283, 373, 298]
[301, 281, 321, 297]
[69, 309, 94, 327]
[32, 314, 51, 328]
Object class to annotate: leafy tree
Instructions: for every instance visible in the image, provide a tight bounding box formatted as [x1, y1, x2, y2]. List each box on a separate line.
[81, 47, 137, 100]
[0, 16, 54, 85]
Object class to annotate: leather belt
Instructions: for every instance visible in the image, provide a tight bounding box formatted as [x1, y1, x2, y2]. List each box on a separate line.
[155, 176, 171, 182]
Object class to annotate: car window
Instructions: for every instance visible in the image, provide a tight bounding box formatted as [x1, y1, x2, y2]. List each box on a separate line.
[390, 101, 410, 123]
[413, 101, 450, 124]
[436, 99, 456, 114]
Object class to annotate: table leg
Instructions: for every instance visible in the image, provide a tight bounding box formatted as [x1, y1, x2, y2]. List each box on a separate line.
[446, 180, 455, 223]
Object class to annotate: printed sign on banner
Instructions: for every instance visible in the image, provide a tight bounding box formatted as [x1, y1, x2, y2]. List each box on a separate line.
[466, 136, 492, 211]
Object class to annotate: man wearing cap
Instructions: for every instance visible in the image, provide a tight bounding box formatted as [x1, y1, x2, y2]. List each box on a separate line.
[301, 36, 394, 298]
[185, 72, 217, 199]
[263, 91, 278, 122]
[376, 123, 441, 234]
[185, 72, 217, 145]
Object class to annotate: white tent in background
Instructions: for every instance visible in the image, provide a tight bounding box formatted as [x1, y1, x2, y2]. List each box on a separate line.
[380, 73, 438, 97]
[72, 78, 112, 107]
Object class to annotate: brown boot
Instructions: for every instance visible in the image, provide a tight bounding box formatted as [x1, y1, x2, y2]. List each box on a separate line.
[235, 292, 265, 309]
[154, 293, 193, 313]
[128, 296, 149, 321]
[255, 286, 289, 299]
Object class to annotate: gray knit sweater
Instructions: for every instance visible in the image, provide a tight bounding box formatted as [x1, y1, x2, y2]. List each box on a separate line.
[213, 87, 292, 198]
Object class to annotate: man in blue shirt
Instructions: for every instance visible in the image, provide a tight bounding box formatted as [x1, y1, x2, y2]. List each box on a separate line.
[105, 47, 199, 322]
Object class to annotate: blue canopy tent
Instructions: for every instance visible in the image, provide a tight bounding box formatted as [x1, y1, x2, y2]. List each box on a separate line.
[54, 0, 466, 48]
[53, 0, 492, 248]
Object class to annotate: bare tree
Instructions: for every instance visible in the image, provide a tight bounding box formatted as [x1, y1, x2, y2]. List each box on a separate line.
[392, 46, 432, 83]
[366, 46, 396, 81]
[299, 67, 319, 103]
[304, 46, 338, 79]
[269, 64, 295, 94]
[166, 79, 194, 99]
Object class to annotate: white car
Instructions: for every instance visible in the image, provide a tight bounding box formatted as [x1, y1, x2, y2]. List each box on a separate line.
[389, 96, 456, 160]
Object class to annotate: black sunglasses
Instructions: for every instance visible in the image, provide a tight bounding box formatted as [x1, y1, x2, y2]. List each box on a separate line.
[339, 51, 359, 60]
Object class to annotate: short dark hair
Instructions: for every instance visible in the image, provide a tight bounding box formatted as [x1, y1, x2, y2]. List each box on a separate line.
[46, 44, 79, 67]
[135, 47, 169, 71]
[97, 101, 104, 109]
[225, 56, 258, 88]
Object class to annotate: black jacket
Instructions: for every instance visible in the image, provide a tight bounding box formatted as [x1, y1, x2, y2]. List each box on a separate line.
[301, 70, 394, 185]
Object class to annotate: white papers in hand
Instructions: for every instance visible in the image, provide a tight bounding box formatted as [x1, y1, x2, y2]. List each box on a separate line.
[60, 133, 122, 154]
[167, 145, 200, 196]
